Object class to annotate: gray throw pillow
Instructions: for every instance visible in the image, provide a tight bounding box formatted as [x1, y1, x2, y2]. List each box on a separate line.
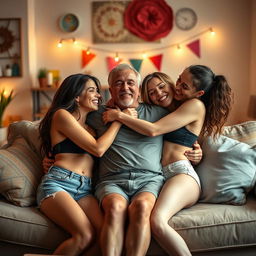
[196, 135, 256, 205]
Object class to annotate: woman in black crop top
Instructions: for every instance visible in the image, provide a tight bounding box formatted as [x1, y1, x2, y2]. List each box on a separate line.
[103, 66, 233, 256]
[37, 74, 135, 256]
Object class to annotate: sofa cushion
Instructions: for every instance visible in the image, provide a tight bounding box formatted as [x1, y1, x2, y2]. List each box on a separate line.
[0, 137, 43, 206]
[0, 198, 68, 249]
[170, 196, 256, 252]
[195, 135, 256, 205]
[223, 121, 256, 147]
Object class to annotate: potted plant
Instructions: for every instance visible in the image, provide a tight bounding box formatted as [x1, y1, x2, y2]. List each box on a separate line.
[0, 89, 14, 144]
[38, 68, 47, 88]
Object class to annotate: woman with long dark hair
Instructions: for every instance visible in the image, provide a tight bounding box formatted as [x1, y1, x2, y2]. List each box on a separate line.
[37, 74, 124, 256]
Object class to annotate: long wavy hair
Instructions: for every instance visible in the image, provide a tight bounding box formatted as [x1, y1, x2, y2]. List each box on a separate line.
[39, 74, 101, 157]
[188, 65, 233, 138]
[141, 72, 176, 104]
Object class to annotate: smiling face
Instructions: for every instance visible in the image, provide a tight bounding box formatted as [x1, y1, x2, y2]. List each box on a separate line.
[109, 69, 140, 109]
[175, 68, 204, 102]
[147, 77, 174, 108]
[78, 79, 101, 111]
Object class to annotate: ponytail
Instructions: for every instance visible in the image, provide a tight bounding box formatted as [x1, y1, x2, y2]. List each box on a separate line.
[201, 75, 233, 138]
[188, 65, 233, 139]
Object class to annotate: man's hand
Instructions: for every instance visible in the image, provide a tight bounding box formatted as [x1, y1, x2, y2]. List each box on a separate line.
[42, 155, 54, 173]
[184, 141, 203, 166]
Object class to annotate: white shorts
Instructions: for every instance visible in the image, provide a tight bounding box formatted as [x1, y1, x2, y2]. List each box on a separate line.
[162, 160, 201, 188]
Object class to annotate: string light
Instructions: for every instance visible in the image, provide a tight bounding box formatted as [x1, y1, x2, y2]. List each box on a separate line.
[114, 52, 119, 62]
[57, 39, 63, 48]
[57, 37, 77, 47]
[209, 27, 215, 36]
[86, 47, 91, 55]
[56, 27, 215, 57]
[142, 52, 148, 59]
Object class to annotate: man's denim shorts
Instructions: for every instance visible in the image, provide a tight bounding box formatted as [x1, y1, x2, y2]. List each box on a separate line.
[162, 159, 201, 188]
[95, 169, 165, 203]
[37, 165, 93, 207]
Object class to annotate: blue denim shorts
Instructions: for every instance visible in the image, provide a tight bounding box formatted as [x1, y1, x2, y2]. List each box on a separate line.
[95, 169, 165, 203]
[36, 166, 93, 207]
[162, 160, 201, 188]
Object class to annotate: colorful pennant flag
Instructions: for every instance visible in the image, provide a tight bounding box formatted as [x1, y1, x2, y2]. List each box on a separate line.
[82, 50, 96, 68]
[106, 57, 123, 72]
[129, 59, 143, 72]
[149, 54, 163, 71]
[186, 39, 201, 58]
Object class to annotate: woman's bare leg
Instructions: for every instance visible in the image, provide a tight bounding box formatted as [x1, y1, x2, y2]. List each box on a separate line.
[78, 195, 103, 256]
[40, 191, 95, 256]
[150, 174, 200, 256]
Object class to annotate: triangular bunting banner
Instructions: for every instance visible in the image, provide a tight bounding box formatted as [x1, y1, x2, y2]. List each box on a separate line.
[82, 50, 96, 68]
[129, 59, 143, 72]
[149, 54, 163, 71]
[186, 39, 201, 58]
[106, 57, 122, 72]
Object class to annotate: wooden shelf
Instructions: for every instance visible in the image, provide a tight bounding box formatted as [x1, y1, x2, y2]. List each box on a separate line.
[31, 87, 56, 120]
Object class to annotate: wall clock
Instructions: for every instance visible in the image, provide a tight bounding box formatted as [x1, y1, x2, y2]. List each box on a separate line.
[175, 8, 197, 30]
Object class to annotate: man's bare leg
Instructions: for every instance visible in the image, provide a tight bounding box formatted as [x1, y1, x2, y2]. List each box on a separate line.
[100, 193, 128, 256]
[125, 192, 156, 256]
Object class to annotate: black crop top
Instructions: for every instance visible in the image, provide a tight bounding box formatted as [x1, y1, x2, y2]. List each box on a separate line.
[51, 138, 89, 156]
[163, 126, 198, 148]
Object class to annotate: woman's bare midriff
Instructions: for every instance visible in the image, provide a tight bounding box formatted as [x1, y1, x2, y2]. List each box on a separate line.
[54, 153, 94, 177]
[161, 141, 193, 167]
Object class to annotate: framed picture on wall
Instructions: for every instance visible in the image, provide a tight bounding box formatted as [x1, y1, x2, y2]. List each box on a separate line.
[0, 18, 22, 77]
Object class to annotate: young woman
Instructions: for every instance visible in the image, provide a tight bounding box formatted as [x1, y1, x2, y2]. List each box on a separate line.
[37, 74, 126, 256]
[102, 65, 233, 256]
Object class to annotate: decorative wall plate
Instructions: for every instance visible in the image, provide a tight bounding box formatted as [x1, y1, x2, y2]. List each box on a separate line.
[59, 13, 79, 32]
[92, 2, 128, 43]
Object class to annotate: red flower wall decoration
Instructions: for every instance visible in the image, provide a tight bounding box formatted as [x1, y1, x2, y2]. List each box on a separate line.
[124, 0, 173, 41]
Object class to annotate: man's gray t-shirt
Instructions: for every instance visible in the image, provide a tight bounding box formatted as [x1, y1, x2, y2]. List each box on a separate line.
[87, 103, 168, 178]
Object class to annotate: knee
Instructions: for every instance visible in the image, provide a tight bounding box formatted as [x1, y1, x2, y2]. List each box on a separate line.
[103, 197, 127, 223]
[129, 199, 153, 220]
[150, 212, 166, 238]
[73, 229, 95, 251]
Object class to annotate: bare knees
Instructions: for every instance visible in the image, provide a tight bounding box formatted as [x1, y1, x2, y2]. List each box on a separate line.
[129, 196, 155, 222]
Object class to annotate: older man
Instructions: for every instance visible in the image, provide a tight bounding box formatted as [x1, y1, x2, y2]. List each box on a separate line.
[87, 63, 169, 256]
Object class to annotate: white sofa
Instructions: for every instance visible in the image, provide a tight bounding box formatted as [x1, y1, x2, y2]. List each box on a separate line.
[0, 120, 256, 256]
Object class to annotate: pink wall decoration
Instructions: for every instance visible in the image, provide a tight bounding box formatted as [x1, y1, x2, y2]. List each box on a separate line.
[186, 39, 201, 58]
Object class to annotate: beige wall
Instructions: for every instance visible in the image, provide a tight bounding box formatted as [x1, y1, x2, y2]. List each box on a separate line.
[0, 0, 255, 124]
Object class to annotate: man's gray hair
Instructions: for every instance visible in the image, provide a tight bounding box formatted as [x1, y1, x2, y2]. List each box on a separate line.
[108, 63, 141, 87]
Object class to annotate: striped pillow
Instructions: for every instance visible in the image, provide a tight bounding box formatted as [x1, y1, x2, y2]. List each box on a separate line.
[0, 137, 43, 206]
[223, 121, 256, 147]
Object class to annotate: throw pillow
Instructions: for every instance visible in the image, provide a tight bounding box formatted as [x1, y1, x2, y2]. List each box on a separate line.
[196, 135, 256, 205]
[7, 120, 42, 157]
[222, 121, 256, 147]
[0, 137, 43, 206]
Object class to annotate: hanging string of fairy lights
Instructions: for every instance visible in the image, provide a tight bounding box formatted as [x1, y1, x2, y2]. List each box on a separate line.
[57, 27, 216, 61]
